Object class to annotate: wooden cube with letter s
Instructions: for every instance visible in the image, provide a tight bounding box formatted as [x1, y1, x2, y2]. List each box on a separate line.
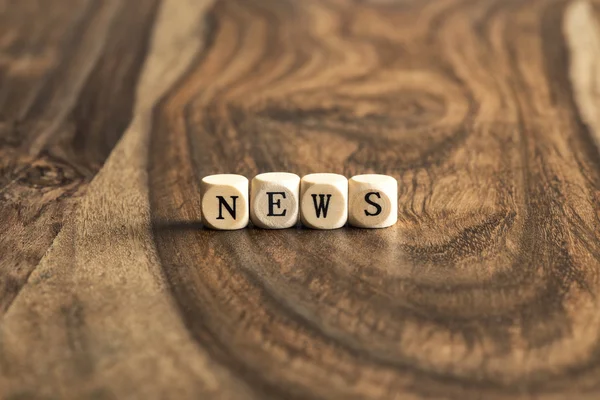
[348, 174, 398, 228]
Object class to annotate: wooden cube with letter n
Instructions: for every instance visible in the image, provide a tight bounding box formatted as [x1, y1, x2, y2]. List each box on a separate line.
[200, 174, 249, 230]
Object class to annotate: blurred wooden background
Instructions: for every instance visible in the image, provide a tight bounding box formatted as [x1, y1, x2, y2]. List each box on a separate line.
[2, 0, 600, 398]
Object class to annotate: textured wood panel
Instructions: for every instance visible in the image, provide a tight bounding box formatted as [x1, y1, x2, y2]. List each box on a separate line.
[0, 0, 159, 314]
[2, 0, 600, 398]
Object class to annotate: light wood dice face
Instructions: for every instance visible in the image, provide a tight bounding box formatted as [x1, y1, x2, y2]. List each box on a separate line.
[200, 174, 249, 230]
[348, 174, 398, 228]
[300, 173, 348, 230]
[251, 172, 300, 229]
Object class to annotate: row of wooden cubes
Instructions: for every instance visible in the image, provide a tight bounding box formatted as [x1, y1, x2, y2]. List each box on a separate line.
[201, 173, 397, 230]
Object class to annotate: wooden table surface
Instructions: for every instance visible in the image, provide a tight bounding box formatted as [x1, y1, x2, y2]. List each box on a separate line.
[2, 0, 600, 398]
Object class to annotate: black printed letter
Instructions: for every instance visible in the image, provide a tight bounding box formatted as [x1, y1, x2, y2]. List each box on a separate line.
[311, 194, 332, 218]
[267, 192, 287, 217]
[216, 196, 238, 220]
[364, 192, 382, 217]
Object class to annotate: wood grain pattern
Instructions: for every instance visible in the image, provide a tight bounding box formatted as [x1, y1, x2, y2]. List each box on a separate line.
[0, 0, 159, 314]
[2, 0, 600, 398]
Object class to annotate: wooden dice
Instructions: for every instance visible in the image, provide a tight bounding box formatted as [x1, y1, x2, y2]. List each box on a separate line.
[300, 173, 348, 230]
[348, 174, 398, 228]
[200, 173, 397, 230]
[251, 172, 300, 229]
[200, 174, 249, 230]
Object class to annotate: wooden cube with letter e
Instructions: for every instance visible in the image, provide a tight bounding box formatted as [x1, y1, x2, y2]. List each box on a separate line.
[251, 172, 300, 229]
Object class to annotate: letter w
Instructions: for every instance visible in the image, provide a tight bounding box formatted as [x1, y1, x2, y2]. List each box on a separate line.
[311, 194, 332, 218]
